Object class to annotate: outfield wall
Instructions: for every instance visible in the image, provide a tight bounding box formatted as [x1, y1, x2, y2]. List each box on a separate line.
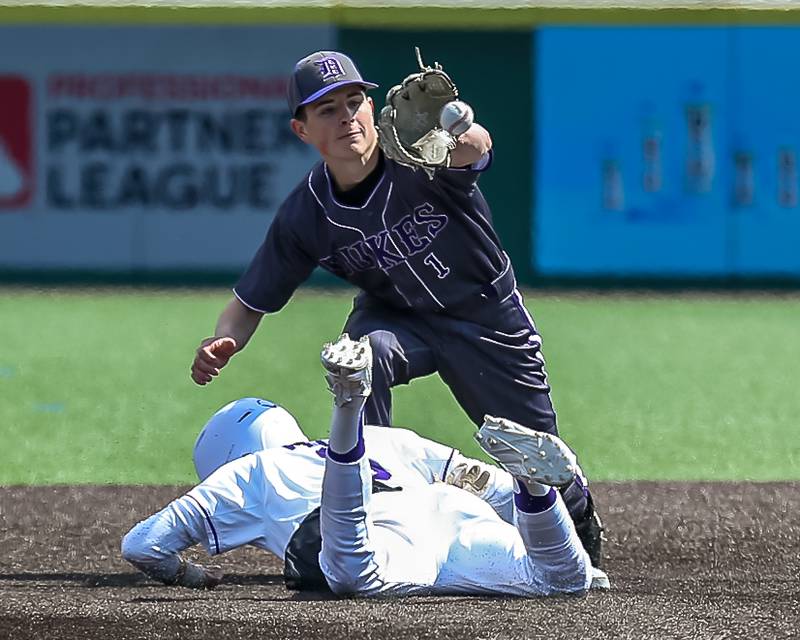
[0, 24, 331, 273]
[1, 5, 799, 285]
[535, 26, 800, 280]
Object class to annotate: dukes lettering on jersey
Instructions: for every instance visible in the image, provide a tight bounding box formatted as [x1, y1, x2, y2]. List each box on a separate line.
[235, 153, 513, 315]
[319, 202, 447, 275]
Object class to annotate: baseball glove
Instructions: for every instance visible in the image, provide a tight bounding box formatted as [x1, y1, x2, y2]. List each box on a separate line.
[377, 47, 460, 179]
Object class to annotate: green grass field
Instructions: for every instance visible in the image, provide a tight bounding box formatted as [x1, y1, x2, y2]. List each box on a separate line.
[1, 287, 798, 484]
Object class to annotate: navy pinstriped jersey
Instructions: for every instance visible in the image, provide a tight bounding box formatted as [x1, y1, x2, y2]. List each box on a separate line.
[234, 152, 513, 315]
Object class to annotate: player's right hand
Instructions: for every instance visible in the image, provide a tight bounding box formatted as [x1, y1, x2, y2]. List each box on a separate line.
[191, 336, 237, 385]
[173, 559, 224, 589]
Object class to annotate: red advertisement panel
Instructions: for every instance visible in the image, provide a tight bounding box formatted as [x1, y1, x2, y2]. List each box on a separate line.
[0, 76, 33, 209]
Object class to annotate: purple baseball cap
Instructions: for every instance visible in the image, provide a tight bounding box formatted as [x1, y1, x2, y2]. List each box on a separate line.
[287, 50, 378, 117]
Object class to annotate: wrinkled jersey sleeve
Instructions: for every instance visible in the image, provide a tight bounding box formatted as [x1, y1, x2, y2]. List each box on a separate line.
[439, 150, 493, 189]
[120, 495, 210, 583]
[234, 205, 318, 314]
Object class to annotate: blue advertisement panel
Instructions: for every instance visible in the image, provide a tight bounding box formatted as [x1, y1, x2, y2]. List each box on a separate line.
[730, 28, 800, 276]
[534, 26, 800, 278]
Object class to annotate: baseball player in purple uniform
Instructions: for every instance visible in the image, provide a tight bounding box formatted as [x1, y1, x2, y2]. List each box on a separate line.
[189, 50, 604, 566]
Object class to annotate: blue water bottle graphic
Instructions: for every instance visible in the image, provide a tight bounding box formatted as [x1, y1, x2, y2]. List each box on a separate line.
[732, 151, 754, 208]
[684, 84, 714, 194]
[642, 116, 663, 194]
[641, 102, 664, 193]
[602, 158, 625, 212]
[777, 146, 797, 208]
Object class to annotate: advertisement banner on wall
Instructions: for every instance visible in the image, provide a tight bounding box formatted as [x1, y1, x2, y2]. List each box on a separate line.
[534, 27, 731, 278]
[534, 26, 800, 278]
[0, 25, 332, 271]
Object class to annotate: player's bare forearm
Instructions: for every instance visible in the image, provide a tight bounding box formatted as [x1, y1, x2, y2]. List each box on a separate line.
[450, 123, 492, 168]
[215, 297, 263, 351]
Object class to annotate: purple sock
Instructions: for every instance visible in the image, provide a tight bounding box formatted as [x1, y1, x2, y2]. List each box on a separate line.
[514, 481, 557, 514]
[327, 409, 365, 463]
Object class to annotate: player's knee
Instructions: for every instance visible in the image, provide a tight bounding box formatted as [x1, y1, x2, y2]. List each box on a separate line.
[324, 567, 384, 597]
[364, 330, 397, 359]
[364, 330, 403, 375]
[319, 544, 385, 596]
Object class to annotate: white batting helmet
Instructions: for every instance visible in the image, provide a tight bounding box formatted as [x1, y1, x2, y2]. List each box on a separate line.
[193, 398, 308, 481]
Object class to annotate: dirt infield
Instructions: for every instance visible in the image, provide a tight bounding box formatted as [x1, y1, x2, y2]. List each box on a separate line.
[0, 483, 797, 640]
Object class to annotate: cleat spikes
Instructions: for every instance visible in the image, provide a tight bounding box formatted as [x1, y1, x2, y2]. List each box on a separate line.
[320, 333, 373, 407]
[474, 416, 578, 488]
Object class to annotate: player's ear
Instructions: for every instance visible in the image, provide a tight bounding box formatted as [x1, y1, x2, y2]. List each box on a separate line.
[290, 118, 308, 142]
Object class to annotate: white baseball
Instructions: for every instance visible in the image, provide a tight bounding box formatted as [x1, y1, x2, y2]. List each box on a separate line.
[439, 101, 474, 136]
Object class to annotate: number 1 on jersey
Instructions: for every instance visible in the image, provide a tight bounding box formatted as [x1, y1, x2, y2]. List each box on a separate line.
[424, 252, 450, 279]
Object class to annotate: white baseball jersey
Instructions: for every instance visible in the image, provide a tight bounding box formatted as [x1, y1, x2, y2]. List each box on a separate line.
[120, 426, 605, 597]
[186, 426, 456, 558]
[121, 426, 512, 576]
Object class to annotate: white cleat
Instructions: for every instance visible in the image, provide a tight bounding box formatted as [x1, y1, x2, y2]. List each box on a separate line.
[590, 567, 611, 590]
[320, 333, 373, 407]
[475, 415, 578, 487]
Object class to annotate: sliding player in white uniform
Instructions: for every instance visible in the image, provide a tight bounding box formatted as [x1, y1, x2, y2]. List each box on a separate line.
[121, 397, 514, 590]
[317, 334, 609, 596]
[122, 335, 609, 596]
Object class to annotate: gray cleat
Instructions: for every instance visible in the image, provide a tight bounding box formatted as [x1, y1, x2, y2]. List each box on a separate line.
[475, 415, 578, 487]
[477, 416, 607, 568]
[320, 333, 373, 407]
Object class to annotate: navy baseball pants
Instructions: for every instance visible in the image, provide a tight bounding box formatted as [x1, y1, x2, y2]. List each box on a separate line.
[344, 290, 591, 524]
